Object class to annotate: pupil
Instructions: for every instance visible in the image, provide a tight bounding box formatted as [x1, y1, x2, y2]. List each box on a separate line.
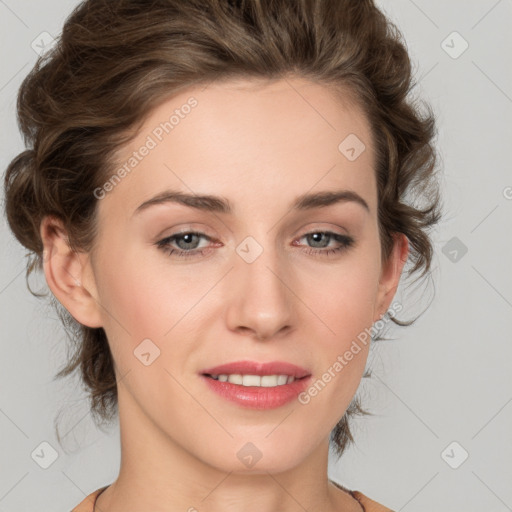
[178, 233, 198, 249]
[309, 232, 328, 248]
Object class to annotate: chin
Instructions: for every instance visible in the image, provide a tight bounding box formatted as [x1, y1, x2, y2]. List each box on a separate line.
[202, 440, 311, 475]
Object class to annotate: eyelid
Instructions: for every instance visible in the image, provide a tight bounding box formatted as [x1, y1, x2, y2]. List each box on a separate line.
[288, 227, 347, 249]
[155, 224, 216, 240]
[156, 222, 351, 243]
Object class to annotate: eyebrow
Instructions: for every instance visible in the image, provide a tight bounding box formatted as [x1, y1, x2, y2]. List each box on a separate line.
[132, 188, 370, 216]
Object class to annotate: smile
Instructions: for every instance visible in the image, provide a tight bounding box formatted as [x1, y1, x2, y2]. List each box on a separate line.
[205, 374, 302, 386]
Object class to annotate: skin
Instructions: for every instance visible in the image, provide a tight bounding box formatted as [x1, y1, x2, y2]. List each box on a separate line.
[41, 76, 408, 512]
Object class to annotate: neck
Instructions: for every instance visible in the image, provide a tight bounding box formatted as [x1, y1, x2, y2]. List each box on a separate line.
[94, 385, 361, 512]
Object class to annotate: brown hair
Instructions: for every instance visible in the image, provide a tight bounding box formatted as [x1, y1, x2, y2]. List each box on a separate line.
[3, 0, 443, 457]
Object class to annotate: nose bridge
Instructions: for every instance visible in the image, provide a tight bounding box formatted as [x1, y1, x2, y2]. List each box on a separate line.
[225, 233, 295, 339]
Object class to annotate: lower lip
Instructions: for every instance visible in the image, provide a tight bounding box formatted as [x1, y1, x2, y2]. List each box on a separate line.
[201, 375, 312, 410]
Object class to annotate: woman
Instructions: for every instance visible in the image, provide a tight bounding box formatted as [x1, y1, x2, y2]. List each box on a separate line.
[3, 0, 442, 510]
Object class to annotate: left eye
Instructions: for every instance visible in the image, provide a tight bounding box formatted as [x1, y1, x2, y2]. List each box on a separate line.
[295, 231, 355, 257]
[156, 230, 355, 259]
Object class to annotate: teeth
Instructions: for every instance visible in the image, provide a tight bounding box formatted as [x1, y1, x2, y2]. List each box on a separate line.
[277, 375, 289, 385]
[209, 374, 296, 387]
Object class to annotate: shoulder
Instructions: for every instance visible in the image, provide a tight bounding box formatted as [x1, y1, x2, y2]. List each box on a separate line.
[71, 486, 109, 512]
[350, 490, 396, 512]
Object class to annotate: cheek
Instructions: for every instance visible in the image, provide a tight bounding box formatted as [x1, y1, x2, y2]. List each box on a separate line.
[93, 246, 211, 365]
[91, 248, 161, 359]
[301, 251, 380, 400]
[306, 256, 381, 335]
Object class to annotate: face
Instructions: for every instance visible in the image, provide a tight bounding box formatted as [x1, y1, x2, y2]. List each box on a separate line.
[43, 76, 407, 475]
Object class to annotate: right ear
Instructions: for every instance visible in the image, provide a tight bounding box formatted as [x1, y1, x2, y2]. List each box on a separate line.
[40, 215, 104, 328]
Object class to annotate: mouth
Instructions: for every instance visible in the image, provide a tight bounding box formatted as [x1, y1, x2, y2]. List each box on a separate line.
[202, 373, 310, 387]
[199, 360, 311, 386]
[199, 363, 313, 409]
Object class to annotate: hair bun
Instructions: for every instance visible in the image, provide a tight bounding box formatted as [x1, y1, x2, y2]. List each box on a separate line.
[4, 148, 43, 255]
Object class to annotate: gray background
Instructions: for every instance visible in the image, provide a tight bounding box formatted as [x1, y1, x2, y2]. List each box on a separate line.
[1, 0, 511, 510]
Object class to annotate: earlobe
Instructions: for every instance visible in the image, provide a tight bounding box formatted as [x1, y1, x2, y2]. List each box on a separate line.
[40, 215, 103, 328]
[374, 233, 409, 322]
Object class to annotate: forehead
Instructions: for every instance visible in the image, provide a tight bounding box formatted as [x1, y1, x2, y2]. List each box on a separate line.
[103, 76, 377, 217]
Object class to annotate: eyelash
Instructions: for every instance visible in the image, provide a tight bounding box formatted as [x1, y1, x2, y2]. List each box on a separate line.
[155, 230, 355, 259]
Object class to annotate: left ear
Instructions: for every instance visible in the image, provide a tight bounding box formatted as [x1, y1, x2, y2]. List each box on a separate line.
[373, 232, 409, 322]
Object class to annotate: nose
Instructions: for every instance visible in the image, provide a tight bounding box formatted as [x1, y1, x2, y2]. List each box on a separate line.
[224, 241, 296, 341]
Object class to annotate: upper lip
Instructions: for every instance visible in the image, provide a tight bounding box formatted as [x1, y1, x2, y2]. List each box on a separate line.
[200, 360, 311, 379]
